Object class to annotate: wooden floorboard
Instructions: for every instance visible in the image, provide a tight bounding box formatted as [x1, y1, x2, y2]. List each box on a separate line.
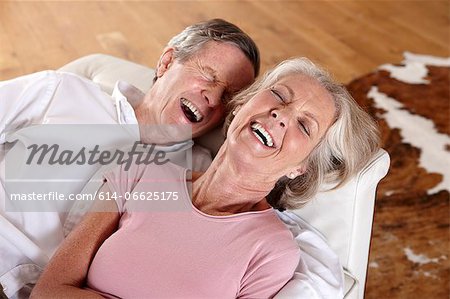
[1, 1, 448, 82]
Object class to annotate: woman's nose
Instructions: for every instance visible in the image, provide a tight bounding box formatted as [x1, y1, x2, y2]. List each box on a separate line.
[271, 110, 287, 128]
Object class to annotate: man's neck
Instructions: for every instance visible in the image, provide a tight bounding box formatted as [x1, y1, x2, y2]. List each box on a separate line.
[118, 81, 146, 108]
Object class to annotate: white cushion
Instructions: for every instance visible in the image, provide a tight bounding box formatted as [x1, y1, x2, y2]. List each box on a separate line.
[291, 149, 390, 298]
[59, 54, 155, 95]
[60, 54, 390, 298]
[275, 211, 345, 298]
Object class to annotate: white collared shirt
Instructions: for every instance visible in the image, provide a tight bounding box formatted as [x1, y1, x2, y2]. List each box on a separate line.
[0, 71, 203, 297]
[1, 71, 140, 144]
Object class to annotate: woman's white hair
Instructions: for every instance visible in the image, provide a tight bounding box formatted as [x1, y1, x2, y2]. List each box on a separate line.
[224, 58, 380, 210]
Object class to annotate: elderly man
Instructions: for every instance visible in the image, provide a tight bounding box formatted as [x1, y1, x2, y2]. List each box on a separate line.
[0, 19, 259, 297]
[1, 19, 258, 140]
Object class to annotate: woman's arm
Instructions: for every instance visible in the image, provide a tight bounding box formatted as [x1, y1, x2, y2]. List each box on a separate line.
[31, 183, 119, 298]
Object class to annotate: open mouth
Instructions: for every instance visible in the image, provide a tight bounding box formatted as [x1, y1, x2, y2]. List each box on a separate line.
[251, 122, 274, 147]
[181, 98, 203, 123]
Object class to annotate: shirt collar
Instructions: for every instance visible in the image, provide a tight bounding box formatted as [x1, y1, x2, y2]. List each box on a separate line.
[111, 81, 193, 150]
[111, 81, 143, 125]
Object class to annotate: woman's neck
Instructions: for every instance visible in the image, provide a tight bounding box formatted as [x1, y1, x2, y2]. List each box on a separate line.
[192, 145, 274, 216]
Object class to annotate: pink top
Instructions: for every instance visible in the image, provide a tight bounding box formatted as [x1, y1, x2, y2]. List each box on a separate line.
[86, 162, 300, 298]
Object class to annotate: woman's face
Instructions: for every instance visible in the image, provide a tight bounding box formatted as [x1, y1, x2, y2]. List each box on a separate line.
[226, 74, 336, 180]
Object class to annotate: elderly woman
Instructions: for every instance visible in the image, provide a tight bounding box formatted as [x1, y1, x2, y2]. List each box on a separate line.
[32, 58, 379, 298]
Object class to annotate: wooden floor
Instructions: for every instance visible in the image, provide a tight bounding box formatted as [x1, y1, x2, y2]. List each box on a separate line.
[1, 1, 449, 298]
[0, 1, 448, 83]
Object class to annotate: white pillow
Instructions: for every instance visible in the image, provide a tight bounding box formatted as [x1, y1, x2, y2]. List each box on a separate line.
[274, 211, 345, 299]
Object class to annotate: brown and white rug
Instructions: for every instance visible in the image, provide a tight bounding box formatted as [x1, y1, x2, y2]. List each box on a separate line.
[346, 52, 450, 298]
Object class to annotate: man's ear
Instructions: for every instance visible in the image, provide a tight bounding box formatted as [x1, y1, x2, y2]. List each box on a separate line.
[156, 47, 175, 78]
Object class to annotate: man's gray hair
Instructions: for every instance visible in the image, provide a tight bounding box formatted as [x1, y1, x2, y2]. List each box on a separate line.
[154, 19, 260, 82]
[224, 58, 380, 210]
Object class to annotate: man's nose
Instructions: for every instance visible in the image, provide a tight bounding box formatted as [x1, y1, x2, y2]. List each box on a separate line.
[202, 87, 225, 108]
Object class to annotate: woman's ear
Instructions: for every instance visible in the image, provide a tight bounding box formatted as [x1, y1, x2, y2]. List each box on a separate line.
[286, 164, 307, 180]
[156, 47, 175, 78]
[232, 105, 242, 116]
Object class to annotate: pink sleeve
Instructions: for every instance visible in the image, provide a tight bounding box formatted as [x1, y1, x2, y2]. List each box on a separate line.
[102, 163, 144, 213]
[238, 250, 300, 299]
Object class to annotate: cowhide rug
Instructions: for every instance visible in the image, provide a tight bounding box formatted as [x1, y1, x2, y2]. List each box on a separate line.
[346, 52, 450, 298]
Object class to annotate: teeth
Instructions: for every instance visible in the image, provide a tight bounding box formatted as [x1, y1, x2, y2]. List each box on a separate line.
[251, 123, 274, 147]
[181, 98, 203, 121]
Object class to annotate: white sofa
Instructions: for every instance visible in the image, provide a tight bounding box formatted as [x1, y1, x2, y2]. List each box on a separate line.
[60, 54, 390, 299]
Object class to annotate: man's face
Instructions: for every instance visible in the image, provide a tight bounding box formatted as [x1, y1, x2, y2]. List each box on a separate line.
[147, 41, 255, 138]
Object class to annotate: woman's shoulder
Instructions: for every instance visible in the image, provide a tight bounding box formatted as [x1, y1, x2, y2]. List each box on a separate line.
[244, 210, 300, 252]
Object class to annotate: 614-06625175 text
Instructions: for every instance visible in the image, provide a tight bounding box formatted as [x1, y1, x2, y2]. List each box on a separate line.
[97, 191, 179, 201]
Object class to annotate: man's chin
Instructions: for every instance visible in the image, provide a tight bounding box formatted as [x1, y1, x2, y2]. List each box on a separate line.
[139, 121, 193, 144]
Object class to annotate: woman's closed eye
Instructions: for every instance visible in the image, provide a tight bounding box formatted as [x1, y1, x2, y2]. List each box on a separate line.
[298, 119, 311, 137]
[270, 88, 285, 103]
